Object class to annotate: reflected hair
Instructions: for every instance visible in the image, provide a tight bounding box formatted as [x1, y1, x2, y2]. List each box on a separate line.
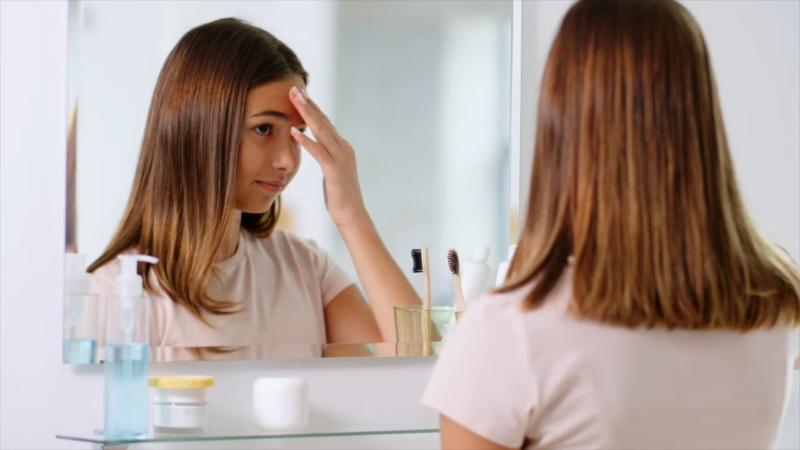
[88, 18, 308, 325]
[498, 0, 800, 330]
[66, 102, 78, 253]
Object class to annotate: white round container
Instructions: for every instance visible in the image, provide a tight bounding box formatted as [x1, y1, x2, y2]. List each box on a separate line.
[150, 376, 215, 435]
[253, 377, 309, 431]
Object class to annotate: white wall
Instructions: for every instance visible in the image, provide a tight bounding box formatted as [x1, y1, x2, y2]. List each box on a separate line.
[690, 0, 800, 264]
[330, 1, 512, 304]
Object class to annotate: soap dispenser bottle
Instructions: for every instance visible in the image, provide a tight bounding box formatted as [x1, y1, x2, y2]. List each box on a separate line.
[64, 253, 99, 364]
[104, 254, 158, 441]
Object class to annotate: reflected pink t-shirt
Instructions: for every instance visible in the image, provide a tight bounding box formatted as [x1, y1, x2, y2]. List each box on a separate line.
[422, 262, 800, 449]
[91, 230, 354, 349]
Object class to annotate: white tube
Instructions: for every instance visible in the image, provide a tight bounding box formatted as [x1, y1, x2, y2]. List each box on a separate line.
[495, 245, 518, 288]
[460, 246, 491, 307]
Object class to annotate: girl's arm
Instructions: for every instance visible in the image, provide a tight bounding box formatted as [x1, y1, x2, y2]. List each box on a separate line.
[440, 415, 517, 450]
[324, 284, 381, 344]
[289, 87, 421, 342]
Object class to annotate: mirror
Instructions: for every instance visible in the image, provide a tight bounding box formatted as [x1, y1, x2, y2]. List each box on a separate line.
[64, 0, 514, 363]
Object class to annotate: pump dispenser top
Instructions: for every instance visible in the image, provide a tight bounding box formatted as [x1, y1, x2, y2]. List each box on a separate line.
[115, 255, 159, 296]
[112, 255, 158, 345]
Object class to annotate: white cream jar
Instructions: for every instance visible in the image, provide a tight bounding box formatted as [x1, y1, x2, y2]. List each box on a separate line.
[150, 376, 215, 435]
[253, 377, 309, 431]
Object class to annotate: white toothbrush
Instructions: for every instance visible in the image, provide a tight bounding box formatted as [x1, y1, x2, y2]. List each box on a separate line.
[448, 249, 467, 314]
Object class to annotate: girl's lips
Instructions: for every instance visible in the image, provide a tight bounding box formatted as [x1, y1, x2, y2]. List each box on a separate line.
[256, 181, 284, 192]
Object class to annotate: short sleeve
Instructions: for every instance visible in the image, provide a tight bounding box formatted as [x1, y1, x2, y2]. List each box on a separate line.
[305, 239, 354, 306]
[421, 298, 535, 448]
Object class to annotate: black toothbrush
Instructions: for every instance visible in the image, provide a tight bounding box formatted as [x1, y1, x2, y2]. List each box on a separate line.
[411, 248, 432, 354]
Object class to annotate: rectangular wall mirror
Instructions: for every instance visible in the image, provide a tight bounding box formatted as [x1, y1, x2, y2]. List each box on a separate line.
[64, 0, 517, 363]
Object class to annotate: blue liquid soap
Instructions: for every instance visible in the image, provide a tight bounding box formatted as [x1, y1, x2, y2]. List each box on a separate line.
[64, 339, 97, 364]
[104, 342, 150, 440]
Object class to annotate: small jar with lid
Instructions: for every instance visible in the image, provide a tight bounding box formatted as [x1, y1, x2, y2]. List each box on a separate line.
[150, 376, 215, 435]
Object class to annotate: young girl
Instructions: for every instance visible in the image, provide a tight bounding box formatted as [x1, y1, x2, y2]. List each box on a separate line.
[423, 0, 800, 448]
[88, 18, 420, 356]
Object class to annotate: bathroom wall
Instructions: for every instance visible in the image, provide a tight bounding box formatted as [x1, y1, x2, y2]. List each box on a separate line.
[1, 1, 798, 450]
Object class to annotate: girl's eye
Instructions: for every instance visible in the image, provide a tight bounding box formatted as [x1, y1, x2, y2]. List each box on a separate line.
[255, 124, 273, 136]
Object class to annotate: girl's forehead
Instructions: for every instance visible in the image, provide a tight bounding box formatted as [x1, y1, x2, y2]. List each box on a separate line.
[244, 78, 306, 122]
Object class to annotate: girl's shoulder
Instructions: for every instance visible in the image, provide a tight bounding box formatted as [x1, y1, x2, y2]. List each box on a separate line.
[247, 229, 329, 259]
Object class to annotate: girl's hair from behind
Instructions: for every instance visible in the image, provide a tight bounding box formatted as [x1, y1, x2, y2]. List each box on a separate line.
[500, 0, 800, 331]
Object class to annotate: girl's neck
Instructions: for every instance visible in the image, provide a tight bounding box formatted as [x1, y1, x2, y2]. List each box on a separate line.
[216, 209, 243, 263]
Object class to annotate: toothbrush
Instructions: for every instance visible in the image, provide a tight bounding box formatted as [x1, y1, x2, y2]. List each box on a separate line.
[411, 248, 432, 356]
[447, 249, 468, 314]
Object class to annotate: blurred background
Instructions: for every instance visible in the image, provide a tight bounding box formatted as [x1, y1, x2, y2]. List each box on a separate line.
[68, 0, 513, 307]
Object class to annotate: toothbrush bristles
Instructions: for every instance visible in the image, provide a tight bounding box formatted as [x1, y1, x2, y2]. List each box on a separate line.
[447, 249, 460, 275]
[411, 249, 423, 273]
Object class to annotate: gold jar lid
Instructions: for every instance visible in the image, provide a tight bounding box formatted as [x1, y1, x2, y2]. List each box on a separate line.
[149, 375, 215, 389]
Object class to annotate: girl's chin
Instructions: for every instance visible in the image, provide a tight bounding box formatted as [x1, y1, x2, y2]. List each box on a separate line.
[237, 199, 276, 215]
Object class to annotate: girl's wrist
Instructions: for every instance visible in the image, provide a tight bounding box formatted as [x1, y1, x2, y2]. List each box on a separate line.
[336, 209, 373, 236]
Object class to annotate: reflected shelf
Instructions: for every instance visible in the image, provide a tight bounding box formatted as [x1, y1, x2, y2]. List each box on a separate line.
[57, 424, 440, 446]
[66, 342, 446, 364]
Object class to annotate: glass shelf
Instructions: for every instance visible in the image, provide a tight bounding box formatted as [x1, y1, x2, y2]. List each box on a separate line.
[57, 424, 440, 446]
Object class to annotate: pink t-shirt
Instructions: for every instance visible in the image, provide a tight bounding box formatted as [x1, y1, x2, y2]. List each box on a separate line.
[91, 230, 354, 353]
[422, 262, 799, 449]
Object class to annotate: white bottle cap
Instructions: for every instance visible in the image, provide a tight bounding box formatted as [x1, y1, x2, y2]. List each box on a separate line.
[115, 254, 159, 296]
[507, 244, 518, 260]
[472, 245, 490, 263]
[65, 253, 90, 295]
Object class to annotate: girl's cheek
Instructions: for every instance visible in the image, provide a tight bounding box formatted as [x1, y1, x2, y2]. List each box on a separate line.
[293, 144, 302, 162]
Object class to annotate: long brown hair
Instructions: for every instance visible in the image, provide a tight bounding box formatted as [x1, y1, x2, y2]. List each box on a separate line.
[500, 0, 800, 331]
[88, 18, 308, 325]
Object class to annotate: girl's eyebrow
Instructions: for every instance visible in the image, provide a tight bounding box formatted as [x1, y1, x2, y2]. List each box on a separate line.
[249, 110, 289, 120]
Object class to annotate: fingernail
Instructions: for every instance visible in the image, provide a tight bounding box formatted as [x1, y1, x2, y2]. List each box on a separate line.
[301, 88, 310, 101]
[291, 126, 302, 136]
[292, 86, 307, 105]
